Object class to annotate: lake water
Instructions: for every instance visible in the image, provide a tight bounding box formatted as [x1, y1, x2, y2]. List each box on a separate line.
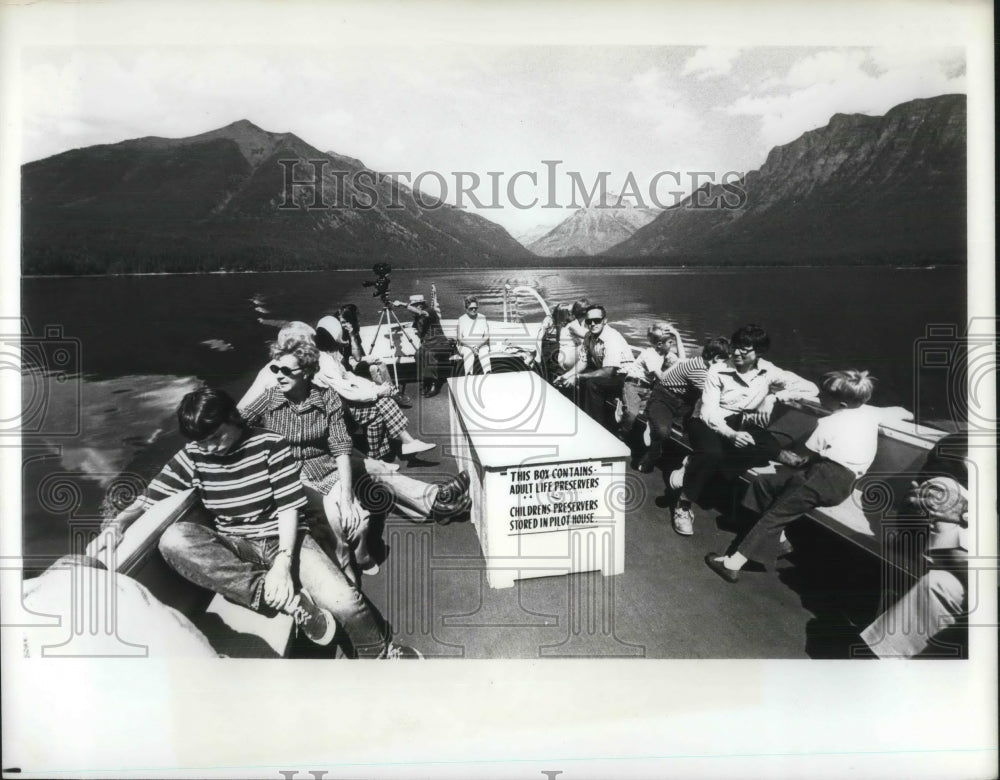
[20, 265, 966, 566]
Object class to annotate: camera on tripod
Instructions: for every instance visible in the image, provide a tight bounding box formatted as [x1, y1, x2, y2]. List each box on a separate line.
[362, 262, 393, 306]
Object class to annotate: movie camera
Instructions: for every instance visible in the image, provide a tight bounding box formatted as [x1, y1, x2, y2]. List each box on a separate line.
[362, 262, 393, 306]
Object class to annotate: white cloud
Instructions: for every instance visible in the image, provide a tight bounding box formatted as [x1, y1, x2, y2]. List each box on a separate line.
[727, 48, 966, 150]
[682, 47, 741, 79]
[782, 49, 867, 88]
[623, 67, 703, 141]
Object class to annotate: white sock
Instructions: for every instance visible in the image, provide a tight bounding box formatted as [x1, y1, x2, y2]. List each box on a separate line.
[723, 552, 747, 571]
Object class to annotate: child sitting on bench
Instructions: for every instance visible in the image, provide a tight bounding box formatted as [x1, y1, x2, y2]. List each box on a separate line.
[705, 369, 880, 582]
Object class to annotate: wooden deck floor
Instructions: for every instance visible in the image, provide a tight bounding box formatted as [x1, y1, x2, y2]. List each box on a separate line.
[336, 380, 891, 660]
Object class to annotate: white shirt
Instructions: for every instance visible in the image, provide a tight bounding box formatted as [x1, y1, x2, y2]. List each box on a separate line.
[571, 325, 635, 374]
[805, 404, 882, 477]
[699, 358, 819, 433]
[456, 313, 490, 350]
[626, 346, 676, 383]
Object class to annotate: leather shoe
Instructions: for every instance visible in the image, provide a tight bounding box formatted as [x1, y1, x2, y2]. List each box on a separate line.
[635, 455, 656, 474]
[436, 470, 470, 504]
[704, 553, 740, 583]
[394, 392, 413, 409]
[432, 492, 472, 524]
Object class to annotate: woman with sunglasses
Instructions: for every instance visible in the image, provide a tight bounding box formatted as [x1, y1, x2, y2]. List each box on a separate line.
[455, 296, 492, 375]
[242, 321, 432, 461]
[241, 334, 471, 580]
[668, 323, 819, 536]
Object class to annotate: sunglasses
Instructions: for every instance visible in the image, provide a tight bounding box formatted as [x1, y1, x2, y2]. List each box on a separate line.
[733, 345, 756, 354]
[585, 317, 604, 325]
[466, 305, 478, 310]
[269, 363, 303, 377]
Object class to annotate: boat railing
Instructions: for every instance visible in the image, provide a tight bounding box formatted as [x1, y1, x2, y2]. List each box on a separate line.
[503, 284, 551, 323]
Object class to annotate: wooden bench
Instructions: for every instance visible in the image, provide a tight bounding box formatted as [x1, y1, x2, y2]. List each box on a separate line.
[106, 489, 296, 658]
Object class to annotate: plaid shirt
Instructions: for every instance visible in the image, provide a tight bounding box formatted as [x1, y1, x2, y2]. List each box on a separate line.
[241, 385, 353, 494]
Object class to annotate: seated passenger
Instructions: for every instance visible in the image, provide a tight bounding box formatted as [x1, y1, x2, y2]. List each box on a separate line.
[860, 432, 970, 658]
[335, 304, 411, 408]
[636, 336, 731, 474]
[244, 320, 433, 460]
[101, 387, 421, 658]
[566, 298, 591, 349]
[455, 295, 492, 375]
[534, 303, 576, 383]
[704, 370, 880, 580]
[670, 323, 819, 536]
[553, 304, 635, 431]
[240, 336, 471, 579]
[620, 321, 682, 435]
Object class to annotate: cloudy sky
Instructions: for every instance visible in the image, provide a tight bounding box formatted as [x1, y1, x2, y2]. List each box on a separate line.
[18, 43, 966, 236]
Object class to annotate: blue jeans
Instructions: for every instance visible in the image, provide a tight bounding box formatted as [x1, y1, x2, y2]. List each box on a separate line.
[159, 522, 391, 657]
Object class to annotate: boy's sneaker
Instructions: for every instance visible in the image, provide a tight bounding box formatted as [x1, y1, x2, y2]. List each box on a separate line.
[291, 589, 336, 646]
[672, 503, 694, 536]
[385, 642, 424, 660]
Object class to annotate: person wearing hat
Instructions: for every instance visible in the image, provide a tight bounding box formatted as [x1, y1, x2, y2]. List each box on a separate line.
[393, 294, 454, 397]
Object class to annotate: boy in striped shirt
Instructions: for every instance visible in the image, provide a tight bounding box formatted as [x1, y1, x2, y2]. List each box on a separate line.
[636, 337, 731, 474]
[102, 388, 415, 658]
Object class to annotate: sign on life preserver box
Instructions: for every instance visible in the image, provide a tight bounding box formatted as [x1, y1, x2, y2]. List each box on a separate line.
[448, 372, 630, 589]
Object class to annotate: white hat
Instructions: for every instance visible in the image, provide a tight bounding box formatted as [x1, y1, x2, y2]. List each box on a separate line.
[409, 294, 425, 304]
[315, 315, 344, 343]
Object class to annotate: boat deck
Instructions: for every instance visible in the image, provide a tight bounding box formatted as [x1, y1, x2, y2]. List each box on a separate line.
[310, 379, 895, 660]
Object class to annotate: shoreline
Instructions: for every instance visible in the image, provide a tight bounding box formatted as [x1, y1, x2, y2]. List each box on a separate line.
[21, 262, 963, 280]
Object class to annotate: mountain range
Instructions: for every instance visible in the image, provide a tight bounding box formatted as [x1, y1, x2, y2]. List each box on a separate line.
[525, 193, 660, 256]
[21, 120, 530, 274]
[605, 94, 966, 264]
[21, 94, 966, 274]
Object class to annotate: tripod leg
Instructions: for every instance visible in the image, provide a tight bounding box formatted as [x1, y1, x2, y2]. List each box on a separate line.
[367, 310, 387, 357]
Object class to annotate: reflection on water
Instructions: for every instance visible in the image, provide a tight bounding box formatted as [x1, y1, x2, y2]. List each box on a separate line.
[21, 371, 198, 483]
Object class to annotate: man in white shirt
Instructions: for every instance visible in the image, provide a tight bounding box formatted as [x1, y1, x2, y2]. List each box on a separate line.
[455, 296, 492, 375]
[554, 304, 634, 431]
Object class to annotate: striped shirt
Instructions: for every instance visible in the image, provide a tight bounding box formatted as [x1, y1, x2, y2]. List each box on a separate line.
[656, 356, 709, 402]
[240, 385, 353, 495]
[141, 428, 307, 538]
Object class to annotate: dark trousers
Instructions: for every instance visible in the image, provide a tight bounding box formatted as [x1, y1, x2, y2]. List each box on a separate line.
[580, 373, 626, 430]
[645, 386, 692, 448]
[738, 459, 856, 567]
[415, 340, 453, 388]
[682, 415, 782, 506]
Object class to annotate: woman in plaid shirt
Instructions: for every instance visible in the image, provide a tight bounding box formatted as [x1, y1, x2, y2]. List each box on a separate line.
[241, 334, 471, 580]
